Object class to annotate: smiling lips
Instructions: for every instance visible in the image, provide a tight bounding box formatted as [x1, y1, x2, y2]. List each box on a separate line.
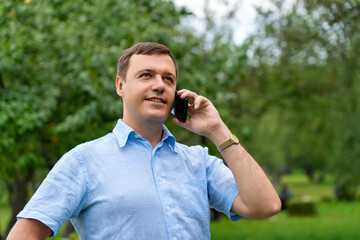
[147, 97, 166, 103]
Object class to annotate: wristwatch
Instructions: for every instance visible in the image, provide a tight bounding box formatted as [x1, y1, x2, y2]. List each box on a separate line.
[217, 134, 239, 152]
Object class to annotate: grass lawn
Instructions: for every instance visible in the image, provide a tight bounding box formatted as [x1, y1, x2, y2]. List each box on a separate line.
[210, 201, 360, 240]
[211, 171, 359, 240]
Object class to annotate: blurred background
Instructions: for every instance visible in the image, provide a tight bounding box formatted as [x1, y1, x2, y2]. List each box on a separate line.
[1, 0, 359, 239]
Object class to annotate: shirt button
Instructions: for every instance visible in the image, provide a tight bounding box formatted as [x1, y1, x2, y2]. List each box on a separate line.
[134, 135, 139, 139]
[158, 177, 163, 182]
[166, 206, 171, 211]
[173, 238, 178, 240]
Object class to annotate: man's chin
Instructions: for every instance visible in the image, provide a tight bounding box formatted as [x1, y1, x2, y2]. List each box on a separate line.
[144, 113, 169, 124]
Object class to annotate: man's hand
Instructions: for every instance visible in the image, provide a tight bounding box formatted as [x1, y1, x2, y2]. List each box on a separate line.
[171, 89, 231, 146]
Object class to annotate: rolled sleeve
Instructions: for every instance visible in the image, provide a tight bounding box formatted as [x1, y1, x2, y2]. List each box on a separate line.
[17, 150, 87, 236]
[204, 148, 242, 221]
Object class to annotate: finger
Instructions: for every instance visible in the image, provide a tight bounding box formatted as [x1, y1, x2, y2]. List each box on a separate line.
[176, 89, 189, 99]
[176, 89, 188, 95]
[177, 89, 198, 103]
[187, 104, 195, 116]
[172, 117, 191, 129]
[171, 117, 182, 126]
[193, 95, 208, 109]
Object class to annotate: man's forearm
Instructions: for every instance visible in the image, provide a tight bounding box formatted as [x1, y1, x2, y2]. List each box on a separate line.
[207, 122, 281, 219]
[220, 142, 281, 219]
[6, 218, 52, 240]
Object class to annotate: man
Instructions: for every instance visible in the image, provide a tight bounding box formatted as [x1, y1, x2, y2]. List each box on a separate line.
[7, 42, 281, 240]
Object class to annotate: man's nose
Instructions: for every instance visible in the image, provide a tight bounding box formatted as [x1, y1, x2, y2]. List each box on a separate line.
[152, 75, 165, 91]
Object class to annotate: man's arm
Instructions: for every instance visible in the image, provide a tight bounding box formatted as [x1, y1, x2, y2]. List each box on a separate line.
[173, 89, 281, 219]
[220, 140, 281, 219]
[6, 218, 52, 240]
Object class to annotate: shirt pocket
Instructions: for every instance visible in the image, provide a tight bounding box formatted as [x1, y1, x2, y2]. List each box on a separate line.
[179, 180, 209, 220]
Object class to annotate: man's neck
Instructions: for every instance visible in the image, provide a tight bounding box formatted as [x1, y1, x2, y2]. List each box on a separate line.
[122, 118, 164, 148]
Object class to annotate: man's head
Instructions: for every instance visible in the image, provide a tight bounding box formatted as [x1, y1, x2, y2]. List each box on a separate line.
[116, 42, 178, 126]
[117, 42, 178, 81]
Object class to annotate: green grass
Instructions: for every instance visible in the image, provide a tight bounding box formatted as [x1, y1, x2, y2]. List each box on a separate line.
[211, 171, 359, 240]
[210, 201, 360, 240]
[280, 172, 334, 201]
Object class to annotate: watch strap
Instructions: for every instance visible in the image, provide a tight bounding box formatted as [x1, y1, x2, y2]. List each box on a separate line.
[217, 134, 239, 152]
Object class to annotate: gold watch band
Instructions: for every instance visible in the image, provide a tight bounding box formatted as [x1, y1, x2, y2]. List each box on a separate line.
[217, 134, 239, 152]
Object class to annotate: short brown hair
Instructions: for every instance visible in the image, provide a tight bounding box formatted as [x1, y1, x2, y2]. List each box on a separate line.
[117, 42, 178, 80]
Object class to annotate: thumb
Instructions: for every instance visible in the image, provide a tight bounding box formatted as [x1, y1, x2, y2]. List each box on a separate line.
[172, 117, 190, 130]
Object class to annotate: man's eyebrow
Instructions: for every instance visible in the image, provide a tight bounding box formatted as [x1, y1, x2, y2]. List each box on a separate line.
[135, 69, 155, 75]
[164, 72, 176, 79]
[135, 69, 176, 78]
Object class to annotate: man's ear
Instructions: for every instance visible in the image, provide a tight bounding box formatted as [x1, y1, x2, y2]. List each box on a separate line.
[116, 76, 124, 97]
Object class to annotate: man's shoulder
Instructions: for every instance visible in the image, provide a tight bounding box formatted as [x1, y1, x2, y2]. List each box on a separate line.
[71, 132, 117, 155]
[174, 141, 208, 156]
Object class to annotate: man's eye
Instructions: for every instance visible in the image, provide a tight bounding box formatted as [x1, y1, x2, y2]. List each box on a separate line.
[141, 73, 151, 78]
[164, 77, 174, 82]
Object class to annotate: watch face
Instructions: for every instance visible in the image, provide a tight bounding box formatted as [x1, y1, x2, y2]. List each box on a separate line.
[231, 134, 239, 143]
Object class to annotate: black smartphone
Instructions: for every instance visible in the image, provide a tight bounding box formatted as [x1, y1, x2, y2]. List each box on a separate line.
[171, 91, 188, 123]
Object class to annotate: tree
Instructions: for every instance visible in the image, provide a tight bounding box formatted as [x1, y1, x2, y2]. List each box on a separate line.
[249, 0, 360, 197]
[0, 0, 255, 236]
[0, 0, 197, 236]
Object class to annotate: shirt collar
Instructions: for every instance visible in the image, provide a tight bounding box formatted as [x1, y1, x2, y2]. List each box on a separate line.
[112, 119, 176, 151]
[112, 119, 136, 148]
[162, 124, 176, 150]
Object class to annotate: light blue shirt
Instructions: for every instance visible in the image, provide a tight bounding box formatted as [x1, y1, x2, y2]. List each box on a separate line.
[18, 120, 241, 239]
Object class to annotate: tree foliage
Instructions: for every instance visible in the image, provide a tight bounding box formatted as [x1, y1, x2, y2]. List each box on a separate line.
[249, 0, 360, 197]
[0, 0, 198, 235]
[0, 0, 252, 235]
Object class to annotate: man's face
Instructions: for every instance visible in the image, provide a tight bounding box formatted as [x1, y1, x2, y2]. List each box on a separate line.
[116, 54, 177, 125]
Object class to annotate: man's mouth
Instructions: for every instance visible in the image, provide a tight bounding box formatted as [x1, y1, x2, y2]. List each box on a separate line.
[147, 97, 166, 103]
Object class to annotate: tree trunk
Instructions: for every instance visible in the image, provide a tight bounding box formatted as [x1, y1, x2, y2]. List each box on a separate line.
[305, 166, 314, 182]
[316, 172, 325, 183]
[5, 178, 28, 237]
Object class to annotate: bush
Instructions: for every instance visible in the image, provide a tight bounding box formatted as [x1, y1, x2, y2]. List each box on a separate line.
[335, 178, 359, 201]
[287, 196, 317, 216]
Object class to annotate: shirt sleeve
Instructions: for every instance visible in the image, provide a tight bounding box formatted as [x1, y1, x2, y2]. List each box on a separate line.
[17, 149, 88, 236]
[204, 147, 243, 221]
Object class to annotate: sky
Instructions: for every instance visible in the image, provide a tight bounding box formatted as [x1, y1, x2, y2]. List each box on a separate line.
[173, 0, 273, 44]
